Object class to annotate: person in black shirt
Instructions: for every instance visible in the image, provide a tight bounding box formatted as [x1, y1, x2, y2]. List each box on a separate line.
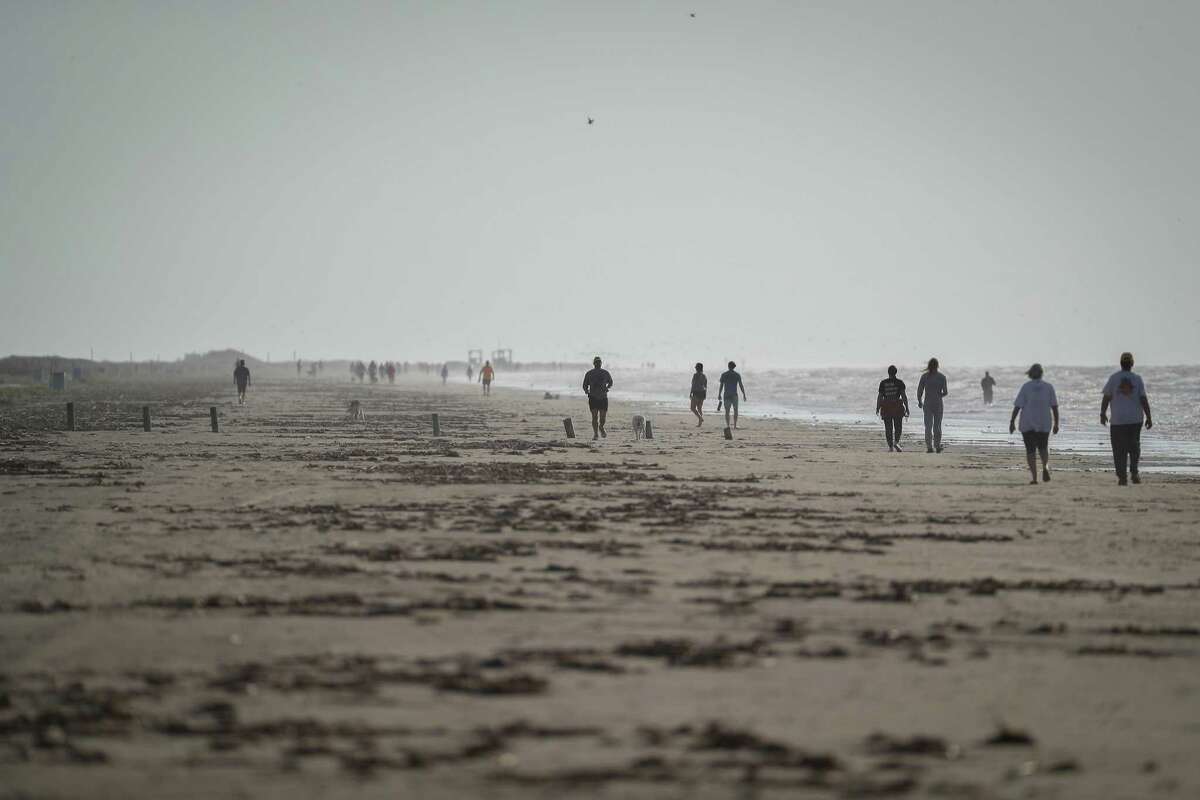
[582, 356, 613, 439]
[876, 365, 909, 451]
[234, 360, 251, 405]
[690, 363, 707, 427]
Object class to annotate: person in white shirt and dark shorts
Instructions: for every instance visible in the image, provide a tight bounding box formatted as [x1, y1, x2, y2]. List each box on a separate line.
[1009, 363, 1059, 485]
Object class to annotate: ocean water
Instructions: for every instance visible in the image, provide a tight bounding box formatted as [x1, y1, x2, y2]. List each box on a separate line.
[495, 365, 1200, 470]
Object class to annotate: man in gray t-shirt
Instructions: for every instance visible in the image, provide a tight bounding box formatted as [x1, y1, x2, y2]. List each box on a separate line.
[916, 358, 948, 453]
[1101, 352, 1153, 485]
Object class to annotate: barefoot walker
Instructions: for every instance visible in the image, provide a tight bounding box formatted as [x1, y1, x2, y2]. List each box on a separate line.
[1010, 363, 1059, 484]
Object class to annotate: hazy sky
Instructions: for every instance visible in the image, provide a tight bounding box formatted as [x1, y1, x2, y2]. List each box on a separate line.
[2, 1, 1197, 366]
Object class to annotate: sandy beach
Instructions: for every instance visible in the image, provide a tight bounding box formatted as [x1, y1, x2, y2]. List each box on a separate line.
[2, 377, 1198, 799]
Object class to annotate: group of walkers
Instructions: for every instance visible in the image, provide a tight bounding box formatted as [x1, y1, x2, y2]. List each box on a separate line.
[873, 353, 1152, 485]
[235, 351, 1157, 485]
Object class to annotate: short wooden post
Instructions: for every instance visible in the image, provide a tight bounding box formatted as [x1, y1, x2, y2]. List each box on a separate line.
[563, 418, 575, 438]
[723, 426, 733, 440]
[210, 407, 219, 433]
[66, 402, 75, 431]
[142, 406, 151, 432]
[431, 413, 441, 436]
[644, 420, 654, 439]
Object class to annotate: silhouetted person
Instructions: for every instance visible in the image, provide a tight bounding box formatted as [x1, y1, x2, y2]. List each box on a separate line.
[690, 363, 707, 427]
[368, 360, 377, 384]
[387, 362, 396, 384]
[981, 371, 996, 405]
[466, 364, 474, 382]
[296, 359, 302, 377]
[583, 357, 613, 438]
[1010, 363, 1059, 484]
[1101, 352, 1153, 485]
[441, 363, 449, 385]
[717, 361, 746, 429]
[355, 361, 366, 383]
[234, 359, 251, 405]
[917, 357, 948, 453]
[876, 365, 909, 452]
[479, 360, 494, 395]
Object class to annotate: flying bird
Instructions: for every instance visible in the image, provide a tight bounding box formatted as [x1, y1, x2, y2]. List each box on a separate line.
[690, 12, 696, 17]
[587, 117, 594, 125]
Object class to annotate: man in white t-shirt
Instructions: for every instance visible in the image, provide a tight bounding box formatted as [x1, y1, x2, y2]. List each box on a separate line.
[1100, 352, 1153, 485]
[1009, 363, 1059, 485]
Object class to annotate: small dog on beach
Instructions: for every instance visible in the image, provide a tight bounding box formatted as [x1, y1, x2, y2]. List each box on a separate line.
[632, 415, 645, 440]
[348, 400, 365, 421]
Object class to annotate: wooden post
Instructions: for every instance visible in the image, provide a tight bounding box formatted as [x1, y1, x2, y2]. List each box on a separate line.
[723, 426, 733, 440]
[142, 406, 151, 432]
[66, 402, 75, 431]
[210, 407, 219, 433]
[563, 418, 575, 438]
[644, 419, 654, 439]
[431, 413, 440, 436]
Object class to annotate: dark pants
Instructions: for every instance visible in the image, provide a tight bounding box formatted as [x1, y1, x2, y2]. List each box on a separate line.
[1110, 423, 1142, 477]
[883, 416, 903, 448]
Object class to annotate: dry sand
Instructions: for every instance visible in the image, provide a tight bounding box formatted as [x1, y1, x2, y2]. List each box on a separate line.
[2, 377, 1198, 799]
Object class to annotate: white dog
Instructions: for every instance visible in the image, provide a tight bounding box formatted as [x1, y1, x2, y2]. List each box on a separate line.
[632, 415, 645, 440]
[348, 400, 365, 421]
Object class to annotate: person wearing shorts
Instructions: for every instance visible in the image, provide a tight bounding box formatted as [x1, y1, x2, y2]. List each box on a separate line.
[1010, 363, 1059, 485]
[689, 363, 707, 426]
[876, 365, 909, 451]
[718, 361, 747, 429]
[582, 356, 613, 439]
[479, 361, 494, 395]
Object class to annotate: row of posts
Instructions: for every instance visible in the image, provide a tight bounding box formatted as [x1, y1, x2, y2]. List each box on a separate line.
[60, 405, 732, 439]
[62, 402, 220, 433]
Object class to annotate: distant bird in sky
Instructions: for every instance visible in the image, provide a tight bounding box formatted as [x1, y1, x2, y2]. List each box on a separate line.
[690, 12, 696, 17]
[587, 117, 594, 125]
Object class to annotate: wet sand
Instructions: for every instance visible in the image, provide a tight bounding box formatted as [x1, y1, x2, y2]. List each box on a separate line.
[2, 377, 1198, 799]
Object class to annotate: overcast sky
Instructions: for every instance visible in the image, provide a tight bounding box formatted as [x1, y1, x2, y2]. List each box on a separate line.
[2, 1, 1197, 367]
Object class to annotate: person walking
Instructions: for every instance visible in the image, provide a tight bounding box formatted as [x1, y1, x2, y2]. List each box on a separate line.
[466, 364, 474, 382]
[1009, 363, 1059, 484]
[479, 360, 494, 395]
[717, 361, 747, 429]
[582, 356, 613, 439]
[981, 371, 996, 405]
[1101, 352, 1153, 485]
[440, 363, 449, 385]
[917, 357, 948, 453]
[876, 365, 909, 452]
[689, 363, 707, 426]
[234, 359, 251, 405]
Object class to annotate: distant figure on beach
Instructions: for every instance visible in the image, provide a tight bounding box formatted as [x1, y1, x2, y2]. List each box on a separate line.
[466, 365, 474, 382]
[582, 356, 613, 439]
[368, 360, 378, 384]
[354, 361, 366, 383]
[441, 364, 449, 385]
[234, 359, 251, 405]
[917, 358, 948, 453]
[479, 361, 494, 395]
[1009, 363, 1059, 484]
[717, 361, 747, 429]
[1101, 352, 1153, 486]
[386, 362, 396, 384]
[296, 359, 301, 377]
[981, 371, 996, 405]
[876, 365, 909, 451]
[690, 363, 707, 426]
